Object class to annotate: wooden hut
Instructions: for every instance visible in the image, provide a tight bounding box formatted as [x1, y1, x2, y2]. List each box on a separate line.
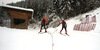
[1, 4, 34, 29]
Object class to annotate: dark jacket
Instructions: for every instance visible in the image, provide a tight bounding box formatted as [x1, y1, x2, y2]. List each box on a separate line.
[58, 21, 67, 27]
[41, 18, 47, 25]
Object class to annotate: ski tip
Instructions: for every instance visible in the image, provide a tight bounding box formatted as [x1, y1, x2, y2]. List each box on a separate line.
[67, 34, 70, 36]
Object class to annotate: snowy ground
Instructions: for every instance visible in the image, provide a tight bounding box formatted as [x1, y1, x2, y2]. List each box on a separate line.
[1, 8, 100, 50]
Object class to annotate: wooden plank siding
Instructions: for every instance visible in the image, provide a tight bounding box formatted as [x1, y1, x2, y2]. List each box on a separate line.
[2, 7, 33, 29]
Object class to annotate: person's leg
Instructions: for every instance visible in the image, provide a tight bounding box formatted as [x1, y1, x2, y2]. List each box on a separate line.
[44, 25, 47, 32]
[60, 27, 63, 33]
[40, 25, 43, 32]
[65, 27, 67, 34]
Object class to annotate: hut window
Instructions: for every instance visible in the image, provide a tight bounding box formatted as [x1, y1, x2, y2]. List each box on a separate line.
[14, 18, 26, 25]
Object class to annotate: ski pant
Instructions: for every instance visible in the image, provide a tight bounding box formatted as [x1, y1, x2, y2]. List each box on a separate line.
[60, 27, 67, 34]
[40, 25, 47, 31]
[61, 27, 66, 30]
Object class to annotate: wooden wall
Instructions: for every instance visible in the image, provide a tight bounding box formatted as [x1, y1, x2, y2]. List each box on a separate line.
[3, 7, 32, 29]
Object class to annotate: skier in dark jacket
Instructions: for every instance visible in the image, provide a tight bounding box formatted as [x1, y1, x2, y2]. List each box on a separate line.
[40, 16, 47, 32]
[58, 19, 67, 35]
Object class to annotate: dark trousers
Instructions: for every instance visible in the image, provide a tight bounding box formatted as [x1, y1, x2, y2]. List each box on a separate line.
[60, 26, 67, 34]
[41, 25, 46, 29]
[61, 27, 66, 31]
[40, 25, 47, 31]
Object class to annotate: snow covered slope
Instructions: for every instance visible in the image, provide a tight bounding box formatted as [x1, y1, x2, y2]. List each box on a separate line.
[0, 7, 100, 50]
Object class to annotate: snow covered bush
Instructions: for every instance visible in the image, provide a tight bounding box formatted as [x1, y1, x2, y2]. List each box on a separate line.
[49, 16, 61, 28]
[45, 13, 61, 28]
[2, 19, 11, 28]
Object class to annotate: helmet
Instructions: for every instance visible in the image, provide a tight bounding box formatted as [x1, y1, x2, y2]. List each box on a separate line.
[43, 16, 45, 18]
[62, 18, 64, 21]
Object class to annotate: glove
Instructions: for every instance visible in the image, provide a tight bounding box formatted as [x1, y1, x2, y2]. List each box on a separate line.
[66, 25, 67, 27]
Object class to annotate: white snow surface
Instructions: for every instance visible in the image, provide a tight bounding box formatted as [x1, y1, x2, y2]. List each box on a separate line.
[0, 4, 33, 12]
[1, 7, 100, 50]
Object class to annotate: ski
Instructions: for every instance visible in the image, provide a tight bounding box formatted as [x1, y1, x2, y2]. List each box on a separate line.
[60, 33, 69, 36]
[60, 33, 66, 36]
[38, 32, 48, 34]
[66, 34, 70, 36]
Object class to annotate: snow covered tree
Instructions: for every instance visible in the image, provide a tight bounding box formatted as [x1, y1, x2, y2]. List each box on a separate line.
[52, 0, 100, 19]
[0, 7, 4, 25]
[2, 0, 100, 27]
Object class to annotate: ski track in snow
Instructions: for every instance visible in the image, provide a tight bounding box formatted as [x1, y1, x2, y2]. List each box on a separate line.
[1, 8, 100, 50]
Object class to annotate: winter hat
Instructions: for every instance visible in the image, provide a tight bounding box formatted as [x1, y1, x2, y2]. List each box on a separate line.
[43, 16, 45, 18]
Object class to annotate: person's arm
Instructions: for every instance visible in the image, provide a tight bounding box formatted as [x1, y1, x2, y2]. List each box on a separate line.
[41, 19, 43, 24]
[64, 21, 67, 27]
[58, 22, 62, 26]
[44, 19, 47, 24]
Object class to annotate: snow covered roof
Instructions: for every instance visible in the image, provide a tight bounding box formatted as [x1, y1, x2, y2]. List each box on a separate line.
[0, 4, 33, 12]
